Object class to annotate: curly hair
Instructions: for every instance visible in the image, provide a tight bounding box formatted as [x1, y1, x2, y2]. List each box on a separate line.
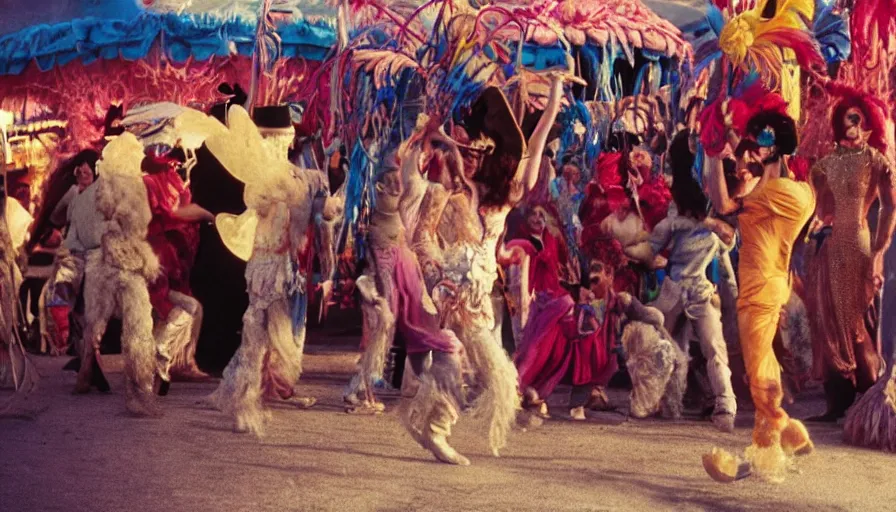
[744, 110, 799, 157]
[830, 87, 888, 152]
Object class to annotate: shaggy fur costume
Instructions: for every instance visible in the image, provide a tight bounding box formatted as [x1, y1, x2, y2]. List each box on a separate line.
[619, 294, 688, 419]
[77, 133, 162, 417]
[344, 274, 395, 410]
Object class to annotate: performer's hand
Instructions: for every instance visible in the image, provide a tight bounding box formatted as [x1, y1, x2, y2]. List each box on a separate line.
[809, 217, 825, 235]
[318, 280, 335, 322]
[650, 254, 668, 270]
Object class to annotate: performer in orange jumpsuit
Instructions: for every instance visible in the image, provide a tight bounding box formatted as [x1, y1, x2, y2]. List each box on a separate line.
[703, 100, 816, 482]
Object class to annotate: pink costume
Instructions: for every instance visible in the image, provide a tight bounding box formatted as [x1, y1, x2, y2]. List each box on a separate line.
[372, 244, 458, 355]
[516, 293, 618, 401]
[513, 232, 617, 400]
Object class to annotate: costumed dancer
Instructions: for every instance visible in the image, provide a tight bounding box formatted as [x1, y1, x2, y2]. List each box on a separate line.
[804, 87, 896, 422]
[251, 106, 342, 408]
[0, 188, 37, 411]
[430, 73, 574, 457]
[366, 154, 469, 465]
[189, 84, 250, 372]
[702, 98, 816, 483]
[205, 106, 301, 434]
[140, 145, 214, 394]
[646, 131, 738, 432]
[42, 151, 104, 370]
[77, 133, 162, 416]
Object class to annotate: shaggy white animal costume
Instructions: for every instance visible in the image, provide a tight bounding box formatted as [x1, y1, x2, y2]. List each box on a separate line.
[618, 293, 689, 420]
[205, 106, 339, 434]
[76, 133, 162, 417]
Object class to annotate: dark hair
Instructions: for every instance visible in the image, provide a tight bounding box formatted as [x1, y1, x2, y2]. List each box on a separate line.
[668, 130, 707, 219]
[475, 153, 518, 209]
[71, 149, 99, 178]
[744, 111, 798, 158]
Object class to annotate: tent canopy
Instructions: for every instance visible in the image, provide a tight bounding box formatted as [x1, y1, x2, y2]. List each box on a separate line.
[0, 0, 336, 76]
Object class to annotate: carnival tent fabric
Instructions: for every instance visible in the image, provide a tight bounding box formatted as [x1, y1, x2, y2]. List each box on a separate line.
[0, 12, 336, 75]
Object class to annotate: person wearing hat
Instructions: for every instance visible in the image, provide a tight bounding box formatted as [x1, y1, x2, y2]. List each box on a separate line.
[45, 150, 108, 388]
[702, 93, 815, 482]
[253, 105, 342, 409]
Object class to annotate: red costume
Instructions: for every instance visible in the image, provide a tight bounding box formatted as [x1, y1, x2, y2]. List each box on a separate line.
[142, 149, 199, 320]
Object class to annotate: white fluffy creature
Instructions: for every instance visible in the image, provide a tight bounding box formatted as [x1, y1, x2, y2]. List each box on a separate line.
[76, 133, 162, 417]
[619, 296, 689, 420]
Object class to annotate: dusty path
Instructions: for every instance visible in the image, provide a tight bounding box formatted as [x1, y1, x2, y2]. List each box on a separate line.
[2, 340, 895, 512]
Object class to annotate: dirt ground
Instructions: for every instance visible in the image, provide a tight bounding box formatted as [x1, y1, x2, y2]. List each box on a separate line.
[2, 336, 896, 512]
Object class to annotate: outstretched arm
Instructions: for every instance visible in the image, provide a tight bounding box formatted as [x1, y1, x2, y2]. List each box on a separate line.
[513, 74, 565, 194]
[173, 203, 214, 223]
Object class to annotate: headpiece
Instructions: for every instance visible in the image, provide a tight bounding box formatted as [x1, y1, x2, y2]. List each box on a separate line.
[740, 108, 799, 156]
[827, 84, 888, 153]
[717, 0, 823, 85]
[699, 85, 790, 157]
[252, 105, 294, 136]
[587, 237, 626, 275]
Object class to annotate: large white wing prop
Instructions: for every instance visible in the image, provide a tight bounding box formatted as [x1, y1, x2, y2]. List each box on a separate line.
[216, 210, 259, 262]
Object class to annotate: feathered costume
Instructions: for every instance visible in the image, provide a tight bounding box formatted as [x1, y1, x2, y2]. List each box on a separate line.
[691, 0, 823, 121]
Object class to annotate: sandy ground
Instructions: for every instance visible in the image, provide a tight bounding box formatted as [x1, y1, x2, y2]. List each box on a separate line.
[2, 337, 896, 512]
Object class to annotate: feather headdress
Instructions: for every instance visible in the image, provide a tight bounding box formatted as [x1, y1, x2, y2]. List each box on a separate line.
[718, 0, 823, 87]
[690, 0, 823, 93]
[851, 0, 896, 66]
[698, 82, 789, 156]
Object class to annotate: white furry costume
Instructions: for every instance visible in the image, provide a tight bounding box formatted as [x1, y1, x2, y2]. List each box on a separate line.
[205, 106, 336, 433]
[153, 291, 203, 382]
[0, 203, 37, 410]
[390, 136, 520, 457]
[77, 133, 162, 417]
[618, 294, 689, 420]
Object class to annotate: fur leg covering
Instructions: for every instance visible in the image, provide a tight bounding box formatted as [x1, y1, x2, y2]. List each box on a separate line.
[843, 366, 896, 452]
[209, 306, 270, 436]
[401, 352, 469, 465]
[623, 321, 688, 419]
[154, 291, 204, 380]
[350, 275, 395, 401]
[118, 273, 161, 417]
[452, 321, 519, 456]
[744, 431, 791, 484]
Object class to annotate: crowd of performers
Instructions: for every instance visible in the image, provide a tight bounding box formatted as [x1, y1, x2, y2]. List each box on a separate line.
[4, 0, 896, 488]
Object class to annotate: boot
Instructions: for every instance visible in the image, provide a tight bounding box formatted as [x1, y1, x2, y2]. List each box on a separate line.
[781, 419, 814, 456]
[807, 377, 855, 422]
[422, 401, 470, 466]
[711, 411, 736, 433]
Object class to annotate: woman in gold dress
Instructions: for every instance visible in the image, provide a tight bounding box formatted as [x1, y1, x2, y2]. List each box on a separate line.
[805, 91, 896, 422]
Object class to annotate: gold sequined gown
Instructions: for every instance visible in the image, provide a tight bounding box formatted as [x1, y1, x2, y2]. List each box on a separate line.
[806, 145, 889, 393]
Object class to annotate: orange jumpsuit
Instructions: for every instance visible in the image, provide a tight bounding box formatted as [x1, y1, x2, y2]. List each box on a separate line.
[737, 178, 815, 464]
